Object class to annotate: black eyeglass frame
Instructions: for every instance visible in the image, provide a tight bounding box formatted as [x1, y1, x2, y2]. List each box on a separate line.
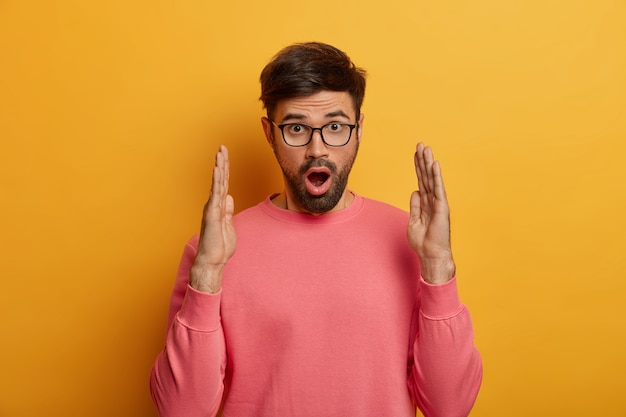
[269, 119, 357, 147]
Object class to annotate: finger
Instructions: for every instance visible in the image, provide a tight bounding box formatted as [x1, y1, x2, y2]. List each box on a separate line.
[423, 145, 435, 196]
[225, 194, 235, 218]
[414, 152, 425, 193]
[408, 190, 422, 222]
[209, 148, 226, 208]
[220, 145, 230, 198]
[432, 161, 448, 201]
[415, 142, 428, 193]
[419, 143, 433, 195]
[209, 165, 222, 210]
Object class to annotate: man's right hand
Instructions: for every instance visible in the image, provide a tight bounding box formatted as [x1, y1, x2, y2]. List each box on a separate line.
[189, 145, 237, 293]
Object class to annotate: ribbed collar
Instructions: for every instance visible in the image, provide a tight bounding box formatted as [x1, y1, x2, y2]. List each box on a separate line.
[259, 191, 365, 225]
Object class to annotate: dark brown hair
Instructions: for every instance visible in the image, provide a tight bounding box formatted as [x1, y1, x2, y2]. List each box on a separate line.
[259, 42, 367, 120]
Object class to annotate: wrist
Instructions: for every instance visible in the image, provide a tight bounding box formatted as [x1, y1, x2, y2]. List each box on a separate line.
[420, 255, 456, 285]
[189, 262, 224, 294]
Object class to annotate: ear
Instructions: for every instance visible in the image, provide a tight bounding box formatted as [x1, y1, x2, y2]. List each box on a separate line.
[356, 113, 365, 143]
[261, 117, 275, 146]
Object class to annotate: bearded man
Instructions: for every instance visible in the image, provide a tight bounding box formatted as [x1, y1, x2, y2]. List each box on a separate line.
[150, 42, 482, 417]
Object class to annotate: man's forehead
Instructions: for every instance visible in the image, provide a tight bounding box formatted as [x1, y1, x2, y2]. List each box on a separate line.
[275, 91, 355, 121]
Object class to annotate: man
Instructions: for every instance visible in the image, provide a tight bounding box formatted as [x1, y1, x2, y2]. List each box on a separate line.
[150, 42, 482, 417]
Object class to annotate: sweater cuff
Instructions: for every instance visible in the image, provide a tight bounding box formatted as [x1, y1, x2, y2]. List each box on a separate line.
[419, 276, 464, 319]
[176, 285, 222, 331]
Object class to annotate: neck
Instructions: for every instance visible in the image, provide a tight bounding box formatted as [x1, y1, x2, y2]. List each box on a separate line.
[271, 190, 354, 215]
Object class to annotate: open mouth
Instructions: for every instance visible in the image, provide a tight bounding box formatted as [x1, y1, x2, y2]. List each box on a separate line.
[304, 167, 332, 196]
[308, 171, 329, 187]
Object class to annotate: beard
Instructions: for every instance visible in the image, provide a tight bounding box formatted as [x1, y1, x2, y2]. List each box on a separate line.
[276, 146, 358, 214]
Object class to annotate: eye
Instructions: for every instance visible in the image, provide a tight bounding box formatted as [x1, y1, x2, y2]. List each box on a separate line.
[287, 124, 307, 135]
[328, 123, 342, 132]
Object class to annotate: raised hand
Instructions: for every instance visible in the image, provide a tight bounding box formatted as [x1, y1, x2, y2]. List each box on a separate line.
[407, 143, 455, 285]
[189, 145, 237, 293]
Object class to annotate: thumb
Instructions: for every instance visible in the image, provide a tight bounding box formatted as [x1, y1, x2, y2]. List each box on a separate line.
[409, 190, 422, 222]
[225, 194, 235, 218]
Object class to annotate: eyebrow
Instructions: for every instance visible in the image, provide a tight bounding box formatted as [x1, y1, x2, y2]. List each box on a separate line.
[280, 110, 352, 123]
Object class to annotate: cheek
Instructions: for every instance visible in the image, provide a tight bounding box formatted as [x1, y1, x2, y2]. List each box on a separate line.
[337, 146, 358, 166]
[275, 149, 302, 172]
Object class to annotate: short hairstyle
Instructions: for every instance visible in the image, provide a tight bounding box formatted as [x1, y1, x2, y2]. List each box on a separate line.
[259, 42, 367, 120]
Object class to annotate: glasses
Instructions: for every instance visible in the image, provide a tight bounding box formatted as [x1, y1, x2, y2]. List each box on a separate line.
[269, 120, 357, 147]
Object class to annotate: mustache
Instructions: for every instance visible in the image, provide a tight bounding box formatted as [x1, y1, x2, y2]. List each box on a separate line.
[299, 159, 337, 175]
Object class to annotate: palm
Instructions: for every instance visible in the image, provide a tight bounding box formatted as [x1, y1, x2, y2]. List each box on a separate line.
[198, 196, 236, 266]
[191, 146, 237, 293]
[407, 143, 454, 284]
[198, 145, 237, 264]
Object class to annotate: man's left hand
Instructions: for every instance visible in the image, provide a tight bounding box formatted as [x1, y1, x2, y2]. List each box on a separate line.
[407, 142, 456, 285]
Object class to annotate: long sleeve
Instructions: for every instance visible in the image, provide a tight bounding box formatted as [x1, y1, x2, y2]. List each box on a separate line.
[408, 277, 483, 417]
[149, 198, 482, 416]
[150, 239, 227, 417]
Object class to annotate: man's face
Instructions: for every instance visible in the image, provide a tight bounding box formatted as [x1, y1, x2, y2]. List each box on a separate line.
[261, 90, 364, 215]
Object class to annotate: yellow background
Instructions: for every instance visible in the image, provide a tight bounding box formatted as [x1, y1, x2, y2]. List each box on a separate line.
[1, 1, 625, 416]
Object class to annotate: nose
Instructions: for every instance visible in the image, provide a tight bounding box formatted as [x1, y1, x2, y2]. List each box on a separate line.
[305, 129, 329, 159]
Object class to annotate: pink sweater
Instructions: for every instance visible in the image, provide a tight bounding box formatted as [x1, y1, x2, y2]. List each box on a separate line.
[150, 195, 482, 417]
